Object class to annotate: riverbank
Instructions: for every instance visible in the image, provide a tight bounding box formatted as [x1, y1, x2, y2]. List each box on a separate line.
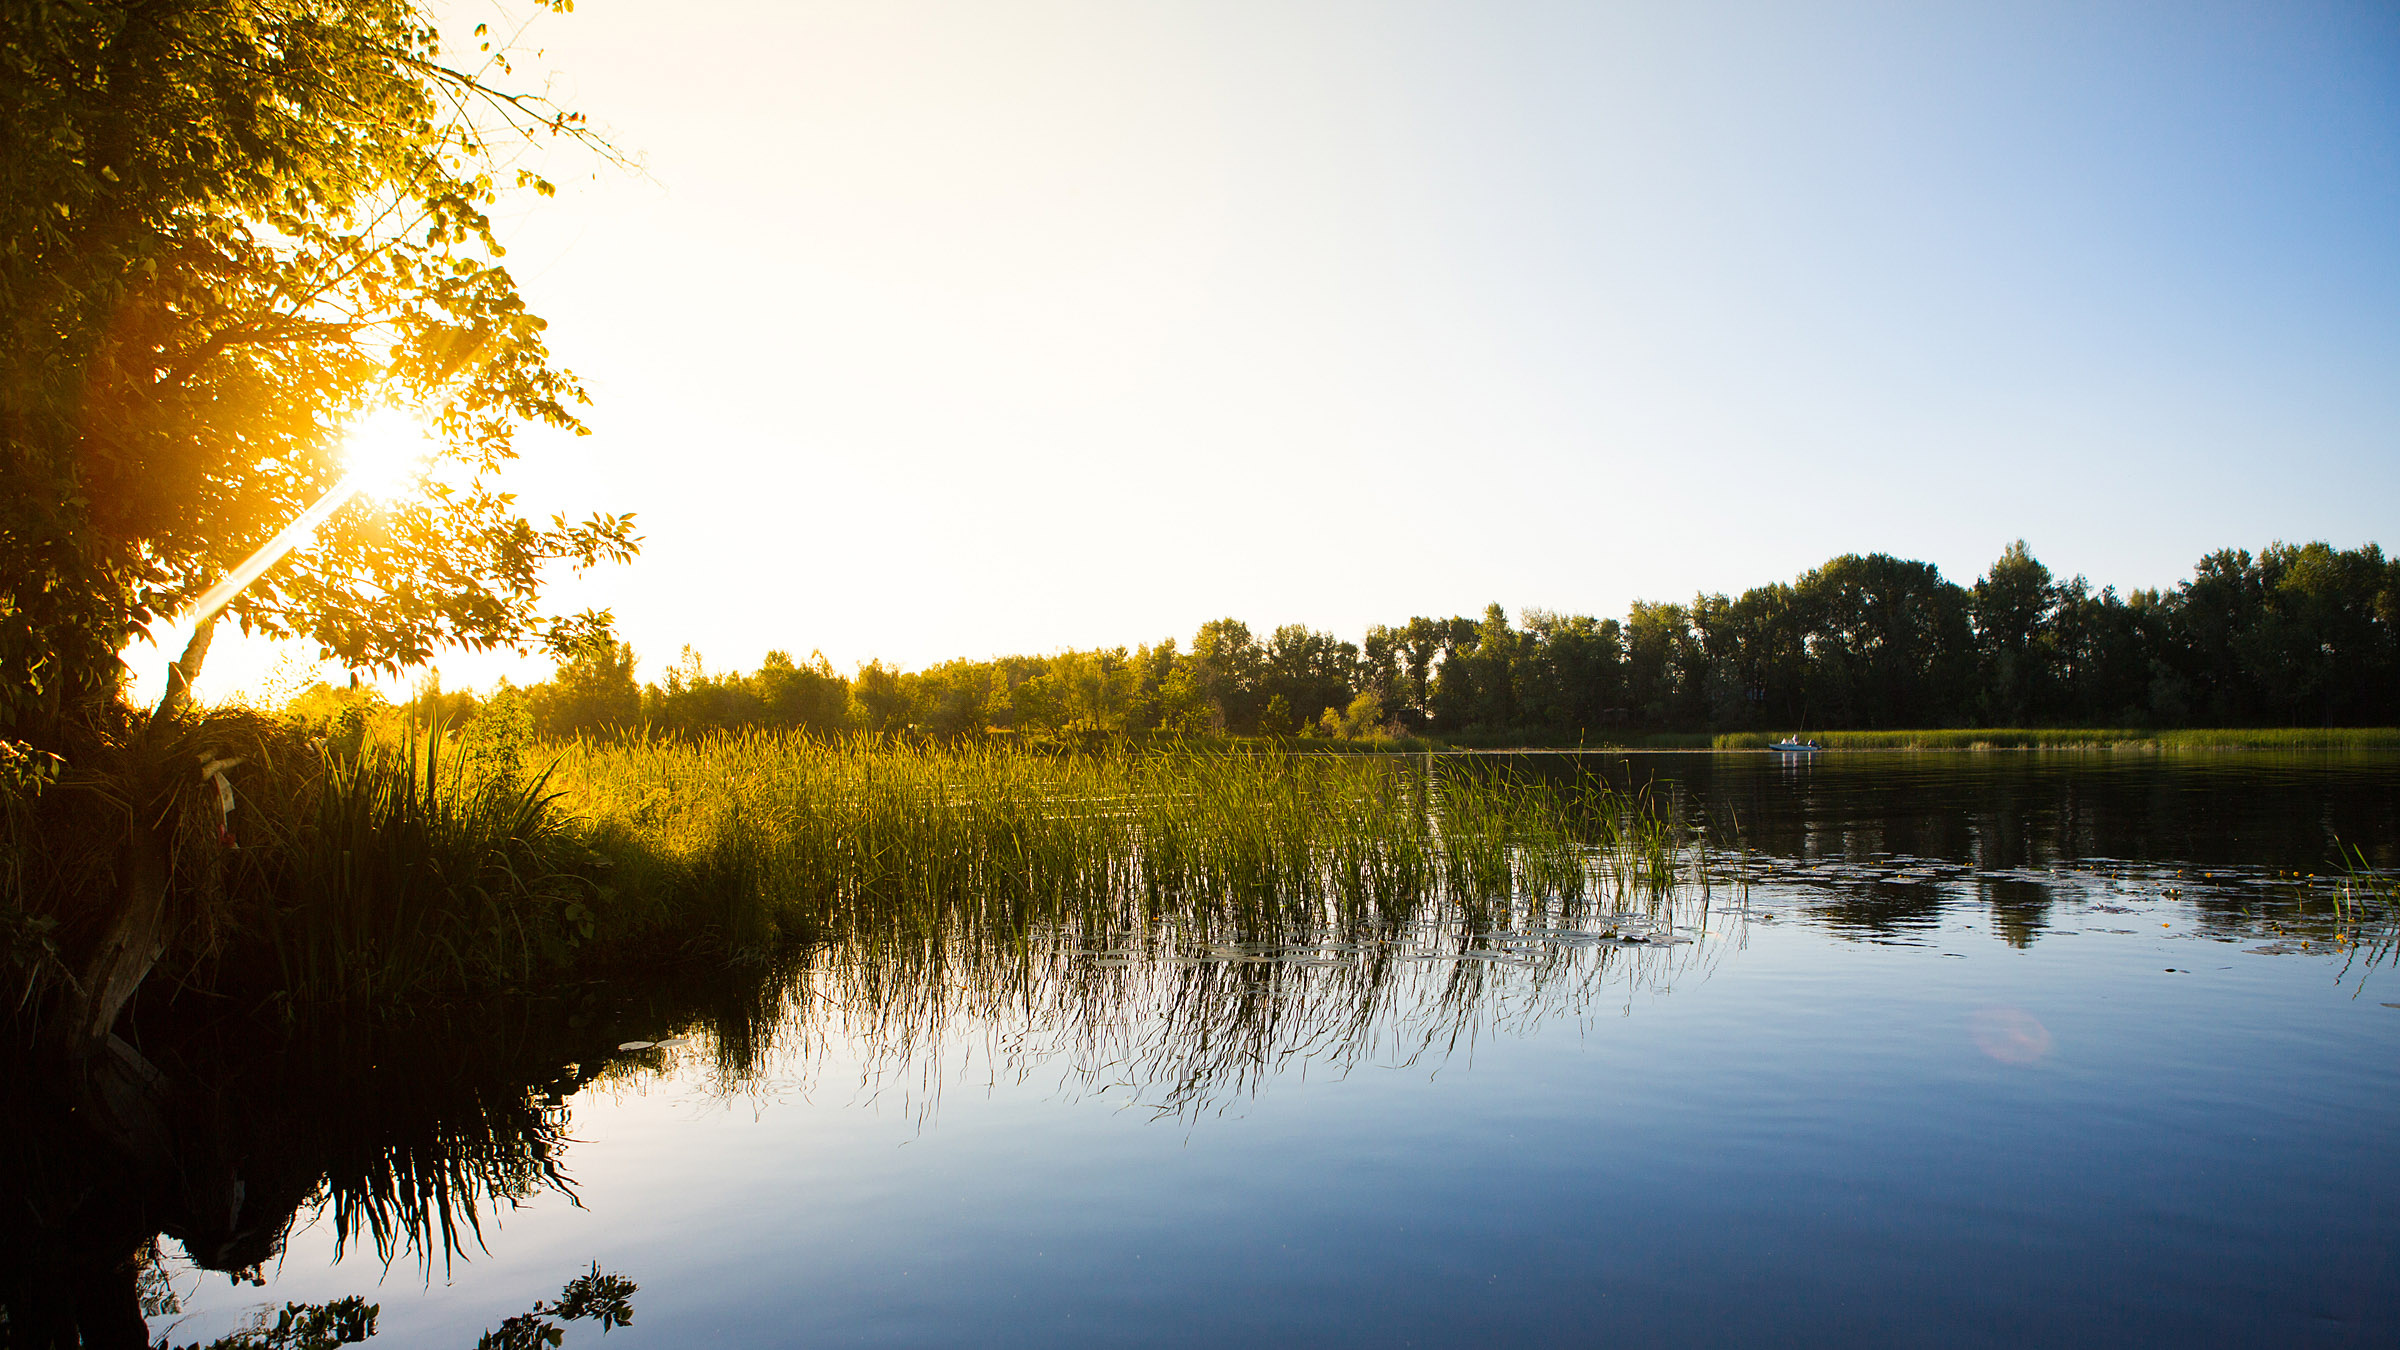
[1, 724, 1690, 1027]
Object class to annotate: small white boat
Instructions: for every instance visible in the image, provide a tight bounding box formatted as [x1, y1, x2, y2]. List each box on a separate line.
[1769, 738, 1821, 753]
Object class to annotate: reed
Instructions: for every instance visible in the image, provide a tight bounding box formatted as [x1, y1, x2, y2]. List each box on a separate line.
[544, 735, 1689, 966]
[235, 720, 608, 1006]
[2332, 844, 2398, 980]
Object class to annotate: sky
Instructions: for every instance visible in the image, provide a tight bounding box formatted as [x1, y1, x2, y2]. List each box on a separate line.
[144, 0, 2400, 702]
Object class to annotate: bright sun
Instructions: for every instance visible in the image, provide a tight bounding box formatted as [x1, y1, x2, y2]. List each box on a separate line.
[339, 407, 433, 501]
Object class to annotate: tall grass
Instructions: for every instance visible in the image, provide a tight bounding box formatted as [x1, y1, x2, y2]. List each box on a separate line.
[232, 723, 606, 1006]
[13, 721, 1696, 1015]
[1712, 727, 2400, 750]
[546, 735, 1688, 964]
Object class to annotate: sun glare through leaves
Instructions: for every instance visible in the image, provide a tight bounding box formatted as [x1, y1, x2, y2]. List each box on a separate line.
[340, 407, 435, 503]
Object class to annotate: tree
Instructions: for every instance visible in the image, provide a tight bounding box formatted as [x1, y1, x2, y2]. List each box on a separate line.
[2048, 578, 2158, 724]
[755, 649, 851, 736]
[1, 1, 637, 1063]
[1972, 541, 2057, 724]
[1699, 584, 1802, 730]
[531, 640, 641, 737]
[1386, 618, 1448, 730]
[1189, 618, 1262, 732]
[851, 660, 911, 735]
[1260, 623, 1357, 732]
[1, 0, 638, 736]
[1519, 609, 1626, 736]
[2160, 548, 2265, 724]
[1792, 554, 1972, 729]
[1622, 601, 1697, 727]
[2239, 542, 2399, 725]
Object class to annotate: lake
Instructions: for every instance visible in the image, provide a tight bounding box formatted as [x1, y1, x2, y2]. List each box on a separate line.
[117, 752, 2400, 1346]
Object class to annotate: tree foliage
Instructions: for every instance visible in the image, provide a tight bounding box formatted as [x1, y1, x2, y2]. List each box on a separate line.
[494, 539, 2396, 746]
[0, 0, 637, 735]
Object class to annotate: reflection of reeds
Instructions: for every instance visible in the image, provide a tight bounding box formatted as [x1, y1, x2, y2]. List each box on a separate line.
[652, 884, 1734, 1130]
[314, 1069, 571, 1269]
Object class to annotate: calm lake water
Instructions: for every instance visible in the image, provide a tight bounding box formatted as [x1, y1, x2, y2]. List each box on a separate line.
[141, 751, 2399, 1348]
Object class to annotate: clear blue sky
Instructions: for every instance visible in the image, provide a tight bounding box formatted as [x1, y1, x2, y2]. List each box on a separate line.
[165, 0, 2400, 698]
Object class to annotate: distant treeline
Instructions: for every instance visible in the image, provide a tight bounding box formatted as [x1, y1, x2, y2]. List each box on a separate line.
[367, 540, 2396, 745]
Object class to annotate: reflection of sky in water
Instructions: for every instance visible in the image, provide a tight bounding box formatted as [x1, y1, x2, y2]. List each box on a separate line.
[157, 866, 2399, 1348]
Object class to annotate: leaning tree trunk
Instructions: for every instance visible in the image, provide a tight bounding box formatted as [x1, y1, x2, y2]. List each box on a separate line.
[56, 619, 214, 1061]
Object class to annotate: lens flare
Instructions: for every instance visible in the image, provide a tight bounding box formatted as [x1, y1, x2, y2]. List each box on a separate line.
[341, 407, 433, 500]
[179, 409, 434, 629]
[1969, 1006, 2054, 1065]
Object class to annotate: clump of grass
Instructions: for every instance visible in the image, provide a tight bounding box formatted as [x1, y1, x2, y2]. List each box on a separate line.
[242, 721, 608, 1006]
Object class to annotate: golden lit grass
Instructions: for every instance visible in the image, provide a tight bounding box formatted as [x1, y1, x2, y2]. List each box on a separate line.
[545, 733, 1687, 961]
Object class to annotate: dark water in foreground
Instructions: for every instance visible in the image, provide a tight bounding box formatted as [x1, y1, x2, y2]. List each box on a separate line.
[126, 753, 2400, 1346]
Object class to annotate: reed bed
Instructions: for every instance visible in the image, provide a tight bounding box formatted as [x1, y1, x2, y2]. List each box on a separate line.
[546, 734, 1687, 963]
[11, 727, 1692, 1016]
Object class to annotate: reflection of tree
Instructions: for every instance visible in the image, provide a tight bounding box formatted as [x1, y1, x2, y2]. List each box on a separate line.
[1981, 880, 2053, 949]
[0, 975, 718, 1346]
[1558, 751, 2399, 946]
[148, 1264, 634, 1350]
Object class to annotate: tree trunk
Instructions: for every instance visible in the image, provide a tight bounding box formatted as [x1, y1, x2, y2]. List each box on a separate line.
[56, 619, 213, 1060]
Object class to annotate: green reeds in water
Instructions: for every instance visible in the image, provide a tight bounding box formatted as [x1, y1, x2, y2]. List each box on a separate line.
[213, 732, 1696, 1010]
[545, 735, 1689, 962]
[260, 721, 602, 1005]
[2332, 845, 2398, 983]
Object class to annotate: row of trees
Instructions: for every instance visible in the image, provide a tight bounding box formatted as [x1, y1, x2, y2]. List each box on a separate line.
[479, 540, 2395, 744]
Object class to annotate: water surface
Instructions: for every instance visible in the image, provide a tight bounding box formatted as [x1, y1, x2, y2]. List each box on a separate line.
[133, 751, 2400, 1347]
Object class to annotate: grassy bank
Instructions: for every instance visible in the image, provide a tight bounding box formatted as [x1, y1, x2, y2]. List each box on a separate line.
[3, 724, 1694, 1020]
[1711, 727, 2400, 751]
